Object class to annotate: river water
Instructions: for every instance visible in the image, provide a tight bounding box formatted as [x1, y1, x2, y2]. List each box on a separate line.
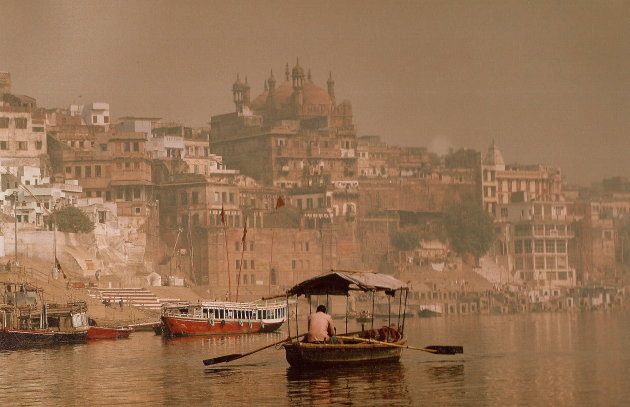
[1, 309, 628, 406]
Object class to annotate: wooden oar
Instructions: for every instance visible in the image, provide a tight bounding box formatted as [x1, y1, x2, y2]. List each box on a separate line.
[335, 335, 463, 355]
[203, 333, 305, 366]
[203, 330, 366, 366]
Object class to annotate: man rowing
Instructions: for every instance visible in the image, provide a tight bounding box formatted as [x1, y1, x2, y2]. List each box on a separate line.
[306, 305, 336, 343]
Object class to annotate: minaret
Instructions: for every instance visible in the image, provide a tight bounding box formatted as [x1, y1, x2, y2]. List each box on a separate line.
[291, 59, 305, 109]
[285, 63, 290, 81]
[243, 76, 251, 106]
[327, 72, 335, 100]
[232, 74, 244, 113]
[268, 69, 276, 91]
[307, 69, 312, 82]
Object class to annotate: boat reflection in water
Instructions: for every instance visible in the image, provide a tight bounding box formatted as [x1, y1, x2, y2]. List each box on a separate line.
[286, 362, 411, 406]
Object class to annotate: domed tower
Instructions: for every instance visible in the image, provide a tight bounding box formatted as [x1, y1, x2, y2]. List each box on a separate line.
[232, 74, 244, 113]
[291, 59, 305, 109]
[242, 76, 251, 107]
[268, 69, 276, 92]
[327, 72, 336, 103]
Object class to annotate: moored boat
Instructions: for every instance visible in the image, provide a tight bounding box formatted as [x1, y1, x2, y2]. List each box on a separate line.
[0, 283, 90, 349]
[160, 300, 287, 337]
[87, 326, 133, 340]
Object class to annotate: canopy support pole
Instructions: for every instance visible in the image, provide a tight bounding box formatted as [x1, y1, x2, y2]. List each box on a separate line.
[388, 295, 391, 329]
[370, 291, 375, 334]
[397, 290, 402, 331]
[345, 294, 348, 334]
[401, 288, 408, 335]
[286, 296, 290, 340]
[295, 295, 299, 338]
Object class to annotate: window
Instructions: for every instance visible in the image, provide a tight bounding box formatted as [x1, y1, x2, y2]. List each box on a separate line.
[85, 166, 91, 177]
[17, 141, 27, 150]
[535, 257, 545, 269]
[104, 116, 109, 124]
[124, 142, 130, 152]
[134, 162, 140, 170]
[192, 192, 199, 204]
[556, 240, 566, 253]
[65, 166, 71, 174]
[0, 118, 8, 128]
[135, 207, 141, 215]
[95, 165, 101, 177]
[524, 239, 532, 253]
[75, 166, 82, 177]
[0, 141, 8, 150]
[250, 260, 255, 269]
[133, 142, 139, 152]
[545, 240, 555, 253]
[134, 188, 140, 199]
[105, 191, 111, 201]
[229, 192, 235, 203]
[534, 240, 544, 253]
[92, 116, 97, 124]
[180, 192, 188, 205]
[515, 240, 523, 254]
[15, 118, 27, 129]
[125, 162, 131, 169]
[214, 192, 220, 202]
[35, 141, 42, 150]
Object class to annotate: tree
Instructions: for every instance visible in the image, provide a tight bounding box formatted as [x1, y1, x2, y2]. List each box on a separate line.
[444, 197, 494, 259]
[49, 206, 95, 233]
[391, 229, 421, 251]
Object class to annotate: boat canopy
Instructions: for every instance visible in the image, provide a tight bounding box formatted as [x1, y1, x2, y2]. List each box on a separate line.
[286, 270, 407, 297]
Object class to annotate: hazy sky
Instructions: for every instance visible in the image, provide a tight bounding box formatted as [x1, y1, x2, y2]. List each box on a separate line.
[1, 0, 629, 184]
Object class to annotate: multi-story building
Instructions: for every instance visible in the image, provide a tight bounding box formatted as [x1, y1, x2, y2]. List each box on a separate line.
[493, 197, 576, 288]
[482, 141, 563, 216]
[0, 104, 46, 169]
[211, 62, 358, 192]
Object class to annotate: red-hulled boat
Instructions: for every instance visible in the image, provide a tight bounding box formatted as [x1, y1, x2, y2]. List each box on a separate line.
[87, 326, 133, 340]
[160, 300, 287, 337]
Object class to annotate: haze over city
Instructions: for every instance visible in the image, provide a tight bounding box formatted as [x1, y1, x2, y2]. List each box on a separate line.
[1, 0, 628, 184]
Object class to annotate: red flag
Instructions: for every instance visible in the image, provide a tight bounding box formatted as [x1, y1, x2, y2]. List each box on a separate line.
[220, 204, 225, 225]
[242, 218, 247, 243]
[275, 196, 285, 209]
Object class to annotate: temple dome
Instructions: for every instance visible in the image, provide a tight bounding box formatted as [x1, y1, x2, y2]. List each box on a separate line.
[250, 79, 333, 110]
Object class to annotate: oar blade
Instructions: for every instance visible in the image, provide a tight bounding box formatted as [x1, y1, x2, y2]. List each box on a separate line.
[425, 345, 463, 355]
[203, 353, 243, 366]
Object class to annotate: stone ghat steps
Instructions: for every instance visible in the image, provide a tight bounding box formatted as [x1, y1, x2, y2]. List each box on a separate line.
[88, 288, 180, 310]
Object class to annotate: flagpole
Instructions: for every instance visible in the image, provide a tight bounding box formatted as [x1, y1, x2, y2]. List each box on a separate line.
[236, 216, 247, 302]
[269, 228, 274, 297]
[221, 205, 231, 301]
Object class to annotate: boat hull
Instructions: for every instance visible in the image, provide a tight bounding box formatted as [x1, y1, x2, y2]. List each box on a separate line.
[282, 338, 406, 368]
[160, 315, 283, 337]
[0, 328, 88, 349]
[87, 326, 133, 340]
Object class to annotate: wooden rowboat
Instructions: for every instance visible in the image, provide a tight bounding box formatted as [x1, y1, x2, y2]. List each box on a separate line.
[282, 270, 411, 368]
[87, 326, 133, 340]
[283, 331, 406, 368]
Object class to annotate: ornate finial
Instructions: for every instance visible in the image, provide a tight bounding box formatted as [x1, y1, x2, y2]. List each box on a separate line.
[285, 63, 290, 81]
[269, 69, 275, 80]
